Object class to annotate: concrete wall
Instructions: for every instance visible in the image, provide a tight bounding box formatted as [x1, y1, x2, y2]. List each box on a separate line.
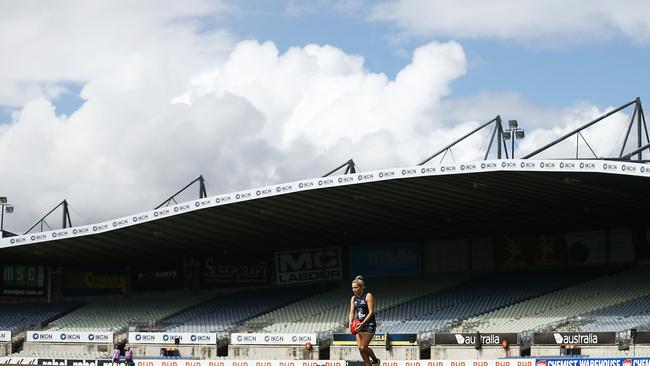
[130, 344, 217, 359]
[22, 342, 112, 356]
[430, 346, 521, 360]
[227, 346, 317, 360]
[0, 342, 10, 356]
[329, 345, 419, 361]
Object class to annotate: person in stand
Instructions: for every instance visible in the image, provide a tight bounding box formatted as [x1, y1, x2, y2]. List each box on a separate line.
[111, 345, 120, 366]
[125, 346, 134, 366]
[349, 275, 380, 366]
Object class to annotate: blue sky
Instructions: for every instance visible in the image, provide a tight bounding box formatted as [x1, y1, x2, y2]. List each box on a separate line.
[3, 0, 648, 123]
[1, 0, 649, 230]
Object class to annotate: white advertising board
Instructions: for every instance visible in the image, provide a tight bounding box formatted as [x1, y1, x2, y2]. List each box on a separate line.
[27, 331, 113, 343]
[230, 333, 317, 345]
[128, 332, 217, 345]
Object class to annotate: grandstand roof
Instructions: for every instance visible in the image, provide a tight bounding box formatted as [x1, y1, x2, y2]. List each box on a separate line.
[0, 159, 648, 264]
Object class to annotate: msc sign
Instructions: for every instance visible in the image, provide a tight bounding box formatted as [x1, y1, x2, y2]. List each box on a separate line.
[275, 248, 342, 285]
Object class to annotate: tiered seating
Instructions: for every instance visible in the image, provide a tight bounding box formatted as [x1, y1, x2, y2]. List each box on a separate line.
[14, 349, 108, 359]
[0, 301, 81, 332]
[558, 294, 650, 332]
[246, 276, 465, 336]
[48, 290, 215, 331]
[162, 286, 317, 333]
[377, 270, 602, 334]
[453, 266, 650, 333]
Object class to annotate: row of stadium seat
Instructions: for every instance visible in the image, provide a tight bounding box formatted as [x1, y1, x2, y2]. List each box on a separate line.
[0, 301, 81, 332]
[452, 265, 650, 333]
[558, 293, 650, 332]
[246, 276, 467, 336]
[48, 290, 216, 331]
[5, 266, 650, 358]
[375, 269, 603, 334]
[162, 286, 318, 333]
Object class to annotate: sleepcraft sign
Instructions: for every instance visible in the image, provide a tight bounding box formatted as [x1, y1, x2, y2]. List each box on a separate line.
[274, 248, 342, 285]
[533, 332, 616, 345]
[230, 333, 317, 345]
[27, 331, 113, 343]
[128, 332, 217, 344]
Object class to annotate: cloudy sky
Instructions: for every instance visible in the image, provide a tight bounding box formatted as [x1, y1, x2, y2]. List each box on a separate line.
[1, 0, 649, 232]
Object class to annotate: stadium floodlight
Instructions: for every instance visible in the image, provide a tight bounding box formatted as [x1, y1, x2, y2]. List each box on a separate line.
[503, 120, 525, 159]
[0, 197, 13, 235]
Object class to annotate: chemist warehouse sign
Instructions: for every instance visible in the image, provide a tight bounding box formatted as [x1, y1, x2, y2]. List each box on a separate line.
[535, 358, 650, 366]
[27, 331, 112, 343]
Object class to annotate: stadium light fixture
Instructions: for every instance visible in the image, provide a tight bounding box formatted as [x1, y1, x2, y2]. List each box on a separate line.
[502, 120, 525, 159]
[0, 197, 13, 236]
[515, 130, 525, 139]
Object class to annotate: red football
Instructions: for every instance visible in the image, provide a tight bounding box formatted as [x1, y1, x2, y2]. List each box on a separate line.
[350, 319, 362, 334]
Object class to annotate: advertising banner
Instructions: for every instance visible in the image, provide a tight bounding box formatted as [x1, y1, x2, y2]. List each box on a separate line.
[533, 332, 616, 345]
[350, 243, 421, 277]
[566, 231, 607, 265]
[27, 331, 113, 343]
[1, 265, 45, 297]
[369, 361, 532, 366]
[434, 333, 519, 346]
[332, 333, 417, 346]
[230, 333, 316, 345]
[535, 358, 650, 366]
[62, 267, 127, 296]
[128, 332, 217, 345]
[133, 265, 182, 290]
[203, 257, 270, 286]
[0, 331, 10, 342]
[274, 248, 342, 285]
[634, 331, 650, 344]
[94, 361, 347, 366]
[496, 234, 566, 270]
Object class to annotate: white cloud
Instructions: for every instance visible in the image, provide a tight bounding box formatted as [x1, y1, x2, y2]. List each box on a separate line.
[0, 0, 233, 107]
[370, 0, 650, 45]
[0, 1, 642, 235]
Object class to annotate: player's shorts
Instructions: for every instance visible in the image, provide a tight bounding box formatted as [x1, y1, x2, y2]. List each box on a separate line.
[358, 322, 376, 334]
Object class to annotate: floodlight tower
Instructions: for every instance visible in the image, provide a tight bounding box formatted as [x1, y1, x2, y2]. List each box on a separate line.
[502, 120, 525, 158]
[0, 197, 14, 237]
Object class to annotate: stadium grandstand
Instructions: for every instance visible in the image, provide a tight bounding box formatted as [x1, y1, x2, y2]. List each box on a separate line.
[1, 98, 650, 363]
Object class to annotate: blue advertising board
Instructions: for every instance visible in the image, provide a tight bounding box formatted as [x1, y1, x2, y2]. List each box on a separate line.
[350, 243, 421, 277]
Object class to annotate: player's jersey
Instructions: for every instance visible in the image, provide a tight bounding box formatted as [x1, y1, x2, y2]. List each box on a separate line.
[353, 290, 376, 329]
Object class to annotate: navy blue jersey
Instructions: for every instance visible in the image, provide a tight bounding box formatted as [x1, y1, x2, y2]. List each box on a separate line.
[353, 290, 376, 330]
